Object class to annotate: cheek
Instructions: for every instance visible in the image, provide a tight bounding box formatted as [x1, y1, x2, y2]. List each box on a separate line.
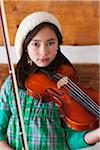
[50, 47, 57, 56]
[28, 49, 38, 60]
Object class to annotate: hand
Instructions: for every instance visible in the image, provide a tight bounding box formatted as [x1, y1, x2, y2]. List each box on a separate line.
[84, 127, 100, 144]
[0, 141, 14, 150]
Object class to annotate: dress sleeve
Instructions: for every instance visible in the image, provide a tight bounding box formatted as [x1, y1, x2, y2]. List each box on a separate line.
[0, 76, 12, 141]
[61, 119, 93, 150]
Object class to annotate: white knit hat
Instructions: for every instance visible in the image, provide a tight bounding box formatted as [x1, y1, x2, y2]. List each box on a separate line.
[15, 11, 62, 61]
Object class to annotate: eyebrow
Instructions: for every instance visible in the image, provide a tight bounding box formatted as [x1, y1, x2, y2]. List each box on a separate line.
[32, 38, 56, 42]
[47, 38, 56, 42]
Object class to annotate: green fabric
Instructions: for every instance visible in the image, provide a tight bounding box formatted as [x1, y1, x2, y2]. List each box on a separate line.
[0, 110, 11, 141]
[0, 76, 92, 150]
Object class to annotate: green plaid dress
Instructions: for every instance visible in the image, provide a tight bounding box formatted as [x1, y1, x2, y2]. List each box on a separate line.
[0, 76, 91, 150]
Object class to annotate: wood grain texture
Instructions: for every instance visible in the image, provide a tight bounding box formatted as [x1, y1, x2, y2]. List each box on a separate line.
[74, 64, 99, 91]
[0, 64, 99, 91]
[0, 0, 100, 45]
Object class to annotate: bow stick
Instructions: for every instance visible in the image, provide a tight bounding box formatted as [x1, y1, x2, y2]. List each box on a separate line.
[0, 0, 29, 149]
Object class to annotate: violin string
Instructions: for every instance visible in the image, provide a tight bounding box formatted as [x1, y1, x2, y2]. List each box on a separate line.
[68, 80, 99, 114]
[56, 73, 99, 110]
[59, 74, 100, 116]
[55, 73, 99, 117]
[53, 73, 99, 116]
[68, 78, 99, 109]
[67, 79, 99, 110]
[56, 73, 99, 115]
[63, 84, 99, 117]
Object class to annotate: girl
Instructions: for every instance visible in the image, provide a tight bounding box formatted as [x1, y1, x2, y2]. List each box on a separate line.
[0, 11, 99, 150]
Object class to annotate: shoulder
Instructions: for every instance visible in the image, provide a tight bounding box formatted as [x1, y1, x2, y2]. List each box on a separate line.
[0, 75, 27, 101]
[0, 75, 24, 94]
[2, 75, 12, 84]
[0, 75, 12, 103]
[0, 75, 12, 92]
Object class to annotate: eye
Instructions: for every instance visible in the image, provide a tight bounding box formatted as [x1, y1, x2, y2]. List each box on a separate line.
[31, 42, 40, 47]
[48, 41, 55, 46]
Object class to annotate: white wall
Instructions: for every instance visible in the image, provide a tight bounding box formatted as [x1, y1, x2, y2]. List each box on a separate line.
[61, 45, 100, 64]
[0, 45, 100, 64]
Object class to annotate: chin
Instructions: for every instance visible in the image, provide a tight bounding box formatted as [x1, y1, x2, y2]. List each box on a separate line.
[37, 62, 50, 68]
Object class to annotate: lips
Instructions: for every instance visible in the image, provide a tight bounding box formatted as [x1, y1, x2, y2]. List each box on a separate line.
[40, 58, 49, 62]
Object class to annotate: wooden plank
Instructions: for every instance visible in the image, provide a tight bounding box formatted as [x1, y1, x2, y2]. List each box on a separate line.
[0, 0, 99, 45]
[74, 64, 99, 91]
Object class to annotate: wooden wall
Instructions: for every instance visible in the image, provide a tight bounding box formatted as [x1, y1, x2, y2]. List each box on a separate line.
[0, 0, 100, 46]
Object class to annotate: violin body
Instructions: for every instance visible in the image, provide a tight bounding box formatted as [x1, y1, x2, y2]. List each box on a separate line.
[25, 64, 99, 131]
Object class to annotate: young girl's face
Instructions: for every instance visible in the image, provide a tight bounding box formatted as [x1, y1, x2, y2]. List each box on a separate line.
[27, 26, 58, 67]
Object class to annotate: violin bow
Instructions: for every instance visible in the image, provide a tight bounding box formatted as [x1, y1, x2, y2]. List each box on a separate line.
[0, 0, 29, 149]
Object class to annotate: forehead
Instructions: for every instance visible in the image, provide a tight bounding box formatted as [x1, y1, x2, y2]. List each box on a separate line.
[35, 26, 56, 35]
[31, 26, 58, 41]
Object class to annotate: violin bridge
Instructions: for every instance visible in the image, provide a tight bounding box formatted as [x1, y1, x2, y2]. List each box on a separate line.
[57, 76, 68, 89]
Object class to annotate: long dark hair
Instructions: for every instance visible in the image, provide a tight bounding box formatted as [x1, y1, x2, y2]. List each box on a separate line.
[15, 22, 74, 89]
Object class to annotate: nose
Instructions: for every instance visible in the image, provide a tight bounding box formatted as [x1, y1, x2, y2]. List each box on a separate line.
[39, 44, 48, 57]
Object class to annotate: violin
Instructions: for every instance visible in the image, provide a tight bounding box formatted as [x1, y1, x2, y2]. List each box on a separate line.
[25, 64, 100, 131]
